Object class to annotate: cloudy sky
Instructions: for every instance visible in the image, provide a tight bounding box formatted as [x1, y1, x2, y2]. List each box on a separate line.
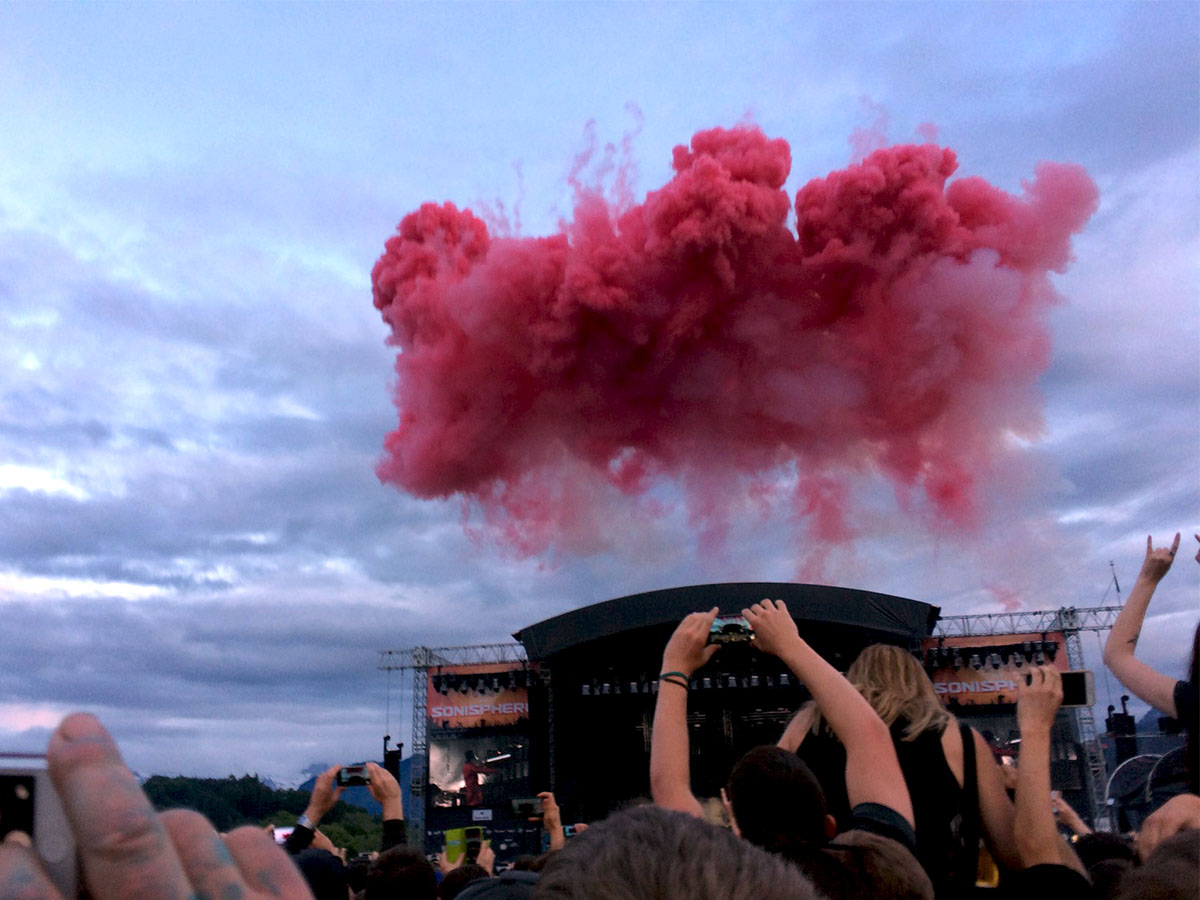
[1, 2, 1197, 783]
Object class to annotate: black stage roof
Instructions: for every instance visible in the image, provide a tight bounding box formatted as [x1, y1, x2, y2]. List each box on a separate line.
[513, 582, 940, 660]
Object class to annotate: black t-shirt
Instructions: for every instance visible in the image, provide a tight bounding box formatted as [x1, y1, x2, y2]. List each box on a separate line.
[1174, 677, 1198, 794]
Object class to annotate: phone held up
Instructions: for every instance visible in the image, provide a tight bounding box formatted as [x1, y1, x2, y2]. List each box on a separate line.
[1023, 670, 1095, 708]
[511, 796, 544, 818]
[0, 754, 76, 898]
[708, 615, 755, 645]
[336, 763, 370, 787]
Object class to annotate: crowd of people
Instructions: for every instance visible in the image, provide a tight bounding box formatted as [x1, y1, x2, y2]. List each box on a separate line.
[0, 535, 1195, 899]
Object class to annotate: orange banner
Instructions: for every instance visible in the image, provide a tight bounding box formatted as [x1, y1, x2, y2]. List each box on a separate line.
[427, 663, 531, 729]
[922, 632, 1067, 706]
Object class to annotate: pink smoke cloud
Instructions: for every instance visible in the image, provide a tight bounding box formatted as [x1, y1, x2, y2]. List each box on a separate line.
[370, 125, 1098, 560]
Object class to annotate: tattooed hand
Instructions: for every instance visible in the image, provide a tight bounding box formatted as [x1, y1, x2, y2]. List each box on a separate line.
[0, 713, 316, 900]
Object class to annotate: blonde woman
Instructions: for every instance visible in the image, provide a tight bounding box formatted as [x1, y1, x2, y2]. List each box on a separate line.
[778, 644, 1019, 898]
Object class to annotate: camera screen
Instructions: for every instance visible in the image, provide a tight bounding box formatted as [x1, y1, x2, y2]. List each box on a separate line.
[0, 775, 35, 841]
[709, 615, 755, 644]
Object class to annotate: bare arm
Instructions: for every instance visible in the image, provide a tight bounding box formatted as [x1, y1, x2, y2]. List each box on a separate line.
[1013, 668, 1087, 877]
[649, 608, 719, 818]
[1103, 533, 1181, 715]
[745, 599, 914, 828]
[777, 703, 816, 753]
[972, 729, 1022, 871]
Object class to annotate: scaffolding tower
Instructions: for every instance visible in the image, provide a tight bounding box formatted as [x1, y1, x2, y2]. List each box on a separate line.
[934, 605, 1122, 832]
[377, 643, 528, 837]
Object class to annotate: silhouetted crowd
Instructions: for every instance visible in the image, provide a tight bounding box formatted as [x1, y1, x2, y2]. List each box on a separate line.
[1, 534, 1196, 899]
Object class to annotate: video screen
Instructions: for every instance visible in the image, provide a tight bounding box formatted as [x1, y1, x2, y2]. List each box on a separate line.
[428, 736, 531, 809]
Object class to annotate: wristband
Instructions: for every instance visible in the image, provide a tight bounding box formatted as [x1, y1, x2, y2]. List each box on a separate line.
[659, 675, 690, 689]
[659, 671, 689, 681]
[297, 814, 315, 831]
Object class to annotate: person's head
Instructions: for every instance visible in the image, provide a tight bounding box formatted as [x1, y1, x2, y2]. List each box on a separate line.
[294, 848, 348, 900]
[440, 863, 489, 899]
[366, 846, 438, 900]
[1116, 830, 1200, 900]
[533, 805, 820, 900]
[723, 745, 835, 849]
[846, 643, 953, 740]
[1073, 832, 1136, 870]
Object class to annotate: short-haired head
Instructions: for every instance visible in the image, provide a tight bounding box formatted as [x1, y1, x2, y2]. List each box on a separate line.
[365, 846, 437, 900]
[724, 745, 830, 849]
[533, 805, 819, 900]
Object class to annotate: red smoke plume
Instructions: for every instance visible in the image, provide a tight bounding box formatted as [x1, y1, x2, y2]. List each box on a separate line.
[371, 126, 1098, 560]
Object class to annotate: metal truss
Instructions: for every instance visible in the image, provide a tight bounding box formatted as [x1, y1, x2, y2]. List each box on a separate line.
[933, 606, 1122, 637]
[377, 643, 528, 671]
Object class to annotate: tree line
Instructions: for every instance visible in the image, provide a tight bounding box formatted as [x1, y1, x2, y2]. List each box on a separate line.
[142, 775, 384, 856]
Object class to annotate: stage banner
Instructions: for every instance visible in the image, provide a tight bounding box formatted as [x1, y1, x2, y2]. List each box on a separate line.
[427, 663, 531, 730]
[921, 632, 1067, 706]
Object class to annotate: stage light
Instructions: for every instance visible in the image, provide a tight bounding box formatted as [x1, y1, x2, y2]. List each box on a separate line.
[1034, 650, 1045, 666]
[952, 652, 964, 670]
[702, 677, 712, 690]
[601, 682, 611, 695]
[581, 683, 590, 696]
[1045, 642, 1058, 662]
[750, 675, 759, 688]
[969, 654, 982, 671]
[779, 673, 789, 686]
[727, 675, 738, 688]
[990, 654, 1002, 670]
[629, 681, 638, 694]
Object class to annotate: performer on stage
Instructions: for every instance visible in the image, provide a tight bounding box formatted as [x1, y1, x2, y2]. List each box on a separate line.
[462, 750, 500, 807]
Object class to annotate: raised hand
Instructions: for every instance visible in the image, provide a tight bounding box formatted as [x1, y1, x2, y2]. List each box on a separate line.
[365, 762, 403, 820]
[661, 607, 720, 677]
[1017, 666, 1062, 736]
[304, 764, 345, 825]
[0, 713, 315, 900]
[1138, 532, 1181, 583]
[742, 599, 800, 658]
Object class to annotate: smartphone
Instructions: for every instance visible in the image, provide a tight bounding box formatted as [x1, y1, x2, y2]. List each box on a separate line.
[336, 764, 370, 787]
[512, 796, 544, 817]
[0, 754, 76, 898]
[562, 824, 579, 838]
[464, 826, 484, 864]
[272, 826, 294, 845]
[1022, 670, 1095, 708]
[708, 615, 755, 644]
[444, 827, 467, 863]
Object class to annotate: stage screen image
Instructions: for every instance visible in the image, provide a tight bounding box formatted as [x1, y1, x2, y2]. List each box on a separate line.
[427, 734, 531, 809]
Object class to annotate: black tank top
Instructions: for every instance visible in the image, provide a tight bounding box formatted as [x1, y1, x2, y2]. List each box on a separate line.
[795, 717, 979, 898]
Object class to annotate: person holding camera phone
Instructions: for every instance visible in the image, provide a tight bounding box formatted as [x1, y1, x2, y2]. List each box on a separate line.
[650, 602, 933, 900]
[285, 759, 408, 856]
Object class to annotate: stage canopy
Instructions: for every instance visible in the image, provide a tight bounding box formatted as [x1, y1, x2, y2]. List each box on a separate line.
[513, 582, 939, 660]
